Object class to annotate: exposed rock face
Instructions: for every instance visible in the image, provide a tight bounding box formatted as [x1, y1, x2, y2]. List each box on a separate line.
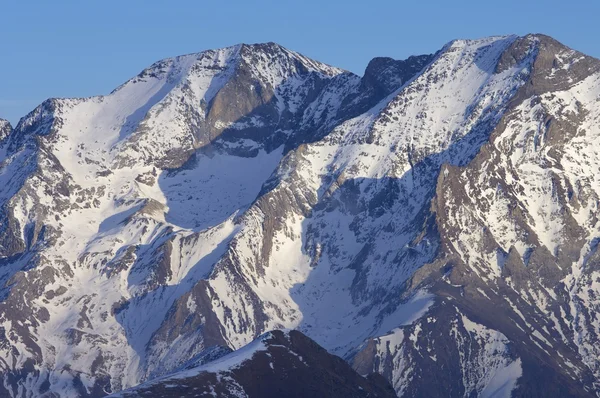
[361, 54, 434, 99]
[0, 119, 11, 142]
[109, 330, 396, 398]
[0, 34, 600, 397]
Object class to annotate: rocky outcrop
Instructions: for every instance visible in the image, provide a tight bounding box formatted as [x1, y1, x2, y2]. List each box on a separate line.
[0, 119, 11, 142]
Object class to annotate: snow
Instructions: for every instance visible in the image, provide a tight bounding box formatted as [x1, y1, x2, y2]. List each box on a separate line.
[376, 291, 434, 336]
[109, 332, 270, 397]
[458, 314, 522, 397]
[480, 359, 523, 398]
[159, 147, 283, 230]
[175, 333, 266, 376]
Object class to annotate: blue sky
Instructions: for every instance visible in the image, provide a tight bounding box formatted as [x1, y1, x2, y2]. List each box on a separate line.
[1, 0, 599, 124]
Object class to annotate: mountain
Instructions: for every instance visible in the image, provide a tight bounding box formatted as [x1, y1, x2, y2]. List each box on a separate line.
[108, 330, 396, 398]
[0, 34, 599, 397]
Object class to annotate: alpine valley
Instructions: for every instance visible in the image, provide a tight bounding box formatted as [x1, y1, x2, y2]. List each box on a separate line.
[0, 34, 599, 397]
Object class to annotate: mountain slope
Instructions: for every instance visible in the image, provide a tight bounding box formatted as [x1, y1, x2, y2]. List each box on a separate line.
[0, 34, 599, 397]
[352, 35, 600, 397]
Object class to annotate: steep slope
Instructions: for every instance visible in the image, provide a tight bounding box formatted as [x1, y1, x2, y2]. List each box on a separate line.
[352, 35, 600, 397]
[0, 34, 600, 398]
[109, 330, 396, 398]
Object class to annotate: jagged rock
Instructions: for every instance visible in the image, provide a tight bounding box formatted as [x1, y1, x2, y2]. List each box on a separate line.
[0, 119, 12, 143]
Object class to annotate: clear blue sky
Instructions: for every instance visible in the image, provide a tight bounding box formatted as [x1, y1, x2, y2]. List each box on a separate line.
[1, 0, 599, 125]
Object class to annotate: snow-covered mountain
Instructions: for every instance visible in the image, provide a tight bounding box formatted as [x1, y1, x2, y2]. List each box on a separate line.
[108, 330, 396, 398]
[0, 34, 599, 397]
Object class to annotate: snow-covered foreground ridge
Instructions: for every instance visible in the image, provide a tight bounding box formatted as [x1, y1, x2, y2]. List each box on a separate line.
[108, 330, 397, 398]
[0, 34, 599, 397]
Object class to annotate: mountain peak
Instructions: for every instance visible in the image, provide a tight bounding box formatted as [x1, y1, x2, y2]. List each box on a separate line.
[494, 32, 600, 91]
[238, 41, 285, 52]
[125, 41, 345, 91]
